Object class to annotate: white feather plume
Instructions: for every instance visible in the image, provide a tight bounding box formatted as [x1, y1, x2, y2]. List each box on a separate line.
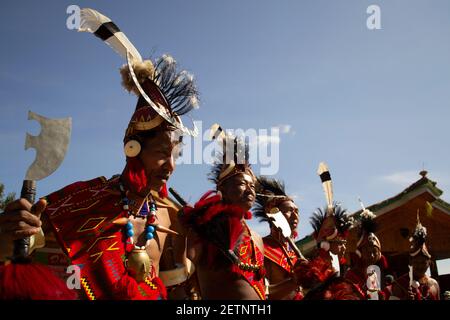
[78, 8, 142, 62]
[210, 123, 226, 141]
[317, 162, 334, 213]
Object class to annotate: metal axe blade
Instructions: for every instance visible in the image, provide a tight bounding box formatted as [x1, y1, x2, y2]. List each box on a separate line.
[24, 111, 72, 181]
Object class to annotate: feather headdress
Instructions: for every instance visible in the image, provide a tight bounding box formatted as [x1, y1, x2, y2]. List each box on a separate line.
[310, 203, 353, 245]
[313, 162, 339, 250]
[78, 8, 199, 137]
[208, 124, 254, 187]
[253, 176, 290, 223]
[355, 209, 381, 256]
[409, 211, 431, 258]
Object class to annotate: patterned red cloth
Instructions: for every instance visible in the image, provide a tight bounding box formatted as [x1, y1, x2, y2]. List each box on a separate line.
[263, 236, 303, 300]
[343, 269, 372, 299]
[43, 176, 166, 300]
[233, 228, 266, 300]
[182, 191, 266, 300]
[263, 236, 298, 274]
[299, 250, 365, 300]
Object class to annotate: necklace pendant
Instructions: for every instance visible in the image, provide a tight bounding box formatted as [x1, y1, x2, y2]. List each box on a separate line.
[126, 248, 152, 282]
[139, 200, 150, 217]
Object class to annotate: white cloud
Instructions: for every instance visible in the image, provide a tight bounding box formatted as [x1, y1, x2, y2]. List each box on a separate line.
[271, 124, 296, 135]
[379, 171, 450, 189]
[379, 171, 419, 187]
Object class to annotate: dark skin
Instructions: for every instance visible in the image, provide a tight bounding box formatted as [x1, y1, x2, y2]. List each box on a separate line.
[345, 243, 382, 296]
[329, 238, 347, 259]
[353, 244, 381, 281]
[410, 254, 440, 300]
[0, 130, 188, 287]
[360, 244, 382, 267]
[186, 172, 265, 300]
[264, 200, 302, 300]
[391, 254, 440, 300]
[219, 173, 256, 211]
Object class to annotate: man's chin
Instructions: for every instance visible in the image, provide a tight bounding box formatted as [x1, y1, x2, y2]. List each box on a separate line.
[149, 179, 167, 192]
[238, 201, 253, 212]
[245, 200, 255, 209]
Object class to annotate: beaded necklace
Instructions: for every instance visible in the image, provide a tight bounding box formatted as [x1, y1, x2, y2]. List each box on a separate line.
[119, 182, 157, 249]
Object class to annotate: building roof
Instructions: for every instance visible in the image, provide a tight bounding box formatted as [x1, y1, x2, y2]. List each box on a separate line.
[296, 171, 450, 254]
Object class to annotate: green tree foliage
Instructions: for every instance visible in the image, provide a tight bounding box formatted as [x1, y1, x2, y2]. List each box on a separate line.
[0, 183, 16, 210]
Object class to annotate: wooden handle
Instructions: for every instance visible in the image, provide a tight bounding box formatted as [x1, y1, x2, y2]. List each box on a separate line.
[286, 236, 307, 261]
[169, 187, 188, 206]
[12, 180, 36, 262]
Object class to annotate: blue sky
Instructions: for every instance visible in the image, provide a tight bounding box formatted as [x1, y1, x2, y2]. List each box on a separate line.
[1, 1, 449, 272]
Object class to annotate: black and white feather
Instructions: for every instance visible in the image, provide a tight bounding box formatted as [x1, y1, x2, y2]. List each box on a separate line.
[310, 206, 327, 235]
[208, 135, 250, 185]
[310, 202, 352, 235]
[79, 8, 142, 62]
[334, 205, 353, 234]
[79, 8, 199, 117]
[153, 55, 199, 115]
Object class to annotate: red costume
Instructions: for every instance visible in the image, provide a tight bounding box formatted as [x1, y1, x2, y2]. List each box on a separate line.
[181, 191, 266, 300]
[32, 7, 200, 300]
[43, 176, 166, 300]
[301, 163, 363, 300]
[263, 236, 303, 300]
[254, 176, 303, 300]
[344, 209, 388, 300]
[299, 248, 366, 300]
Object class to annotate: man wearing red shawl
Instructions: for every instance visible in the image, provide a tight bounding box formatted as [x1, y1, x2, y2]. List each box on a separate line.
[181, 132, 266, 299]
[253, 176, 304, 300]
[0, 8, 200, 300]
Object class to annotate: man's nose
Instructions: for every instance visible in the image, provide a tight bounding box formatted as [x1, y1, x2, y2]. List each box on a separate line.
[165, 154, 175, 172]
[246, 184, 256, 196]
